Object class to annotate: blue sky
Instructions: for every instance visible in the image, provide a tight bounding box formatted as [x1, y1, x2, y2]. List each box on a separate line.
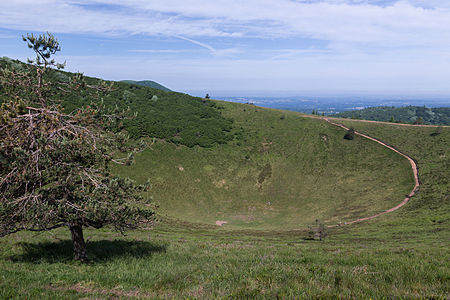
[1, 0, 450, 96]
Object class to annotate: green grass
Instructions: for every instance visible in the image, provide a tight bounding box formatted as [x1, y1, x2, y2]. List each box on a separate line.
[336, 119, 449, 217]
[112, 101, 414, 229]
[0, 223, 448, 299]
[1, 103, 449, 298]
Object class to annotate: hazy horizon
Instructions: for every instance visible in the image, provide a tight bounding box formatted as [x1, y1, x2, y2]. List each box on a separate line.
[185, 89, 450, 99]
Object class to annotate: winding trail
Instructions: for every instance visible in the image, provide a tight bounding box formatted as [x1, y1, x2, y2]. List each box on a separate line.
[322, 118, 421, 227]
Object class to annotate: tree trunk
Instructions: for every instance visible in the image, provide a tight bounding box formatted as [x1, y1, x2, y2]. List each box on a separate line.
[69, 224, 88, 262]
[37, 68, 44, 105]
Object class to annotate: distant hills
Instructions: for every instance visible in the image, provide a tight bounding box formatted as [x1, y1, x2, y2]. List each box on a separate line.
[334, 106, 450, 125]
[120, 80, 171, 92]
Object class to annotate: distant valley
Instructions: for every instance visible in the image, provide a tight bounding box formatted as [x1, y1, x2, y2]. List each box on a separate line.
[189, 93, 450, 125]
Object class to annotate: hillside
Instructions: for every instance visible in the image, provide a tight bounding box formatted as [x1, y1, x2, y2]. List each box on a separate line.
[1, 104, 448, 298]
[336, 118, 449, 225]
[0, 57, 232, 147]
[0, 56, 421, 228]
[1, 57, 449, 297]
[0, 56, 418, 229]
[334, 105, 450, 125]
[120, 80, 172, 92]
[112, 101, 415, 229]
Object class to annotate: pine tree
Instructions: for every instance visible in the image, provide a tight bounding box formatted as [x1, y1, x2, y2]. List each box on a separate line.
[0, 33, 155, 262]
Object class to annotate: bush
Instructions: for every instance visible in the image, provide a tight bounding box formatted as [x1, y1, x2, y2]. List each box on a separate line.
[307, 219, 327, 241]
[344, 128, 355, 140]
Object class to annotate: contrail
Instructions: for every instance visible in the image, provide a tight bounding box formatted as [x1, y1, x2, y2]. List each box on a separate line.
[174, 35, 216, 53]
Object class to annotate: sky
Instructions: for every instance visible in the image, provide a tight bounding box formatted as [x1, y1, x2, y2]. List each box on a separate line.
[1, 0, 450, 96]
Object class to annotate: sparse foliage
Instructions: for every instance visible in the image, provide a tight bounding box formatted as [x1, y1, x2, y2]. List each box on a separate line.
[22, 32, 65, 105]
[23, 32, 66, 70]
[307, 219, 327, 241]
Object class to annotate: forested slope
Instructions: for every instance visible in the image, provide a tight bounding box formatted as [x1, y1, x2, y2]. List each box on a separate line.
[334, 106, 450, 125]
[0, 57, 232, 148]
[120, 80, 171, 92]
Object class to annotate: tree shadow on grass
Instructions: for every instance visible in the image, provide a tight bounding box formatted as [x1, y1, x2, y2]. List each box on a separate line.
[9, 239, 166, 264]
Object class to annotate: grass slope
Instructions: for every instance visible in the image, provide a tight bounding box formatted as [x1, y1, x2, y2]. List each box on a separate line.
[336, 119, 449, 227]
[112, 101, 414, 229]
[0, 108, 448, 298]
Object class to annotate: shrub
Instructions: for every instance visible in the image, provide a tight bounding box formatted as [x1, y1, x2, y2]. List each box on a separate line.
[344, 128, 355, 140]
[307, 219, 327, 241]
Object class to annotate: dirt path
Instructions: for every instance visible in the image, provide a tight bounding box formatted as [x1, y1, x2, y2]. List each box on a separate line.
[323, 118, 420, 227]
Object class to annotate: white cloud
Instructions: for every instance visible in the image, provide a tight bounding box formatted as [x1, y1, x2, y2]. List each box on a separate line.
[1, 0, 450, 49]
[44, 45, 450, 93]
[2, 0, 450, 93]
